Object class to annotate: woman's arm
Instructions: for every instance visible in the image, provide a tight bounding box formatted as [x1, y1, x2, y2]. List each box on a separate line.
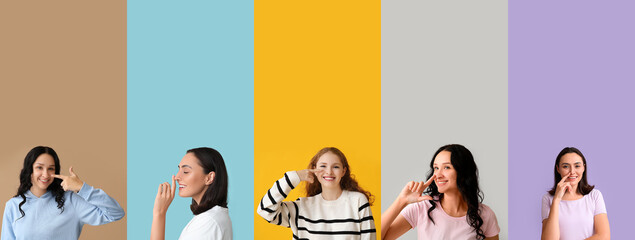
[541, 174, 571, 240]
[358, 198, 376, 240]
[58, 167, 126, 225]
[150, 176, 176, 240]
[584, 213, 610, 240]
[381, 178, 434, 240]
[256, 170, 310, 227]
[1, 202, 16, 240]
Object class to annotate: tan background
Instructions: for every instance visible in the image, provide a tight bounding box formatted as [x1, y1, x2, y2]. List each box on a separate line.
[0, 1, 126, 239]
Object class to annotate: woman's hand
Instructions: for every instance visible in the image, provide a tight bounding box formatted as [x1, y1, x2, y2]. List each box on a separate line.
[554, 173, 572, 200]
[297, 169, 323, 183]
[54, 166, 84, 192]
[153, 175, 176, 216]
[398, 175, 436, 205]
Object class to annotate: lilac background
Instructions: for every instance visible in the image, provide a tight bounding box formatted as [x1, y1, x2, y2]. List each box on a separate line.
[510, 1, 635, 239]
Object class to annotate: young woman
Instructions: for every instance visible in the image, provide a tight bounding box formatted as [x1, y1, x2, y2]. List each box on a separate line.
[1, 146, 125, 240]
[541, 147, 610, 240]
[257, 147, 376, 239]
[382, 144, 499, 240]
[151, 147, 232, 240]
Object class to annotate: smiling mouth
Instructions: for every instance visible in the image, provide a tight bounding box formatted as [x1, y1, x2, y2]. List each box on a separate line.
[39, 179, 50, 184]
[323, 176, 335, 181]
[567, 176, 577, 181]
[179, 185, 186, 190]
[437, 180, 448, 185]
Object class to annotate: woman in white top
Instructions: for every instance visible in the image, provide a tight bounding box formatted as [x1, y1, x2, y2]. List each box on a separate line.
[541, 147, 610, 240]
[151, 147, 232, 240]
[257, 147, 376, 239]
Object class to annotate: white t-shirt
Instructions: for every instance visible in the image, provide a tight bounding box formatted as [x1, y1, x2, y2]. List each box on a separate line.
[541, 189, 607, 240]
[179, 205, 232, 240]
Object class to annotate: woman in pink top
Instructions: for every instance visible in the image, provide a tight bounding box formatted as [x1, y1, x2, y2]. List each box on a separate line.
[541, 147, 610, 240]
[381, 144, 500, 240]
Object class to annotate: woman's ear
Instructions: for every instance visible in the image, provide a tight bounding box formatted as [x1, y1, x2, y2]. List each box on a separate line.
[205, 171, 215, 185]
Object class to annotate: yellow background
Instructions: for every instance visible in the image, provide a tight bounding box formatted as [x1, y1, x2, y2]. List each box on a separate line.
[254, 0, 381, 238]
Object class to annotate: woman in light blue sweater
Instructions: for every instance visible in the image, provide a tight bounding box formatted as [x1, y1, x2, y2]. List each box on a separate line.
[1, 146, 125, 240]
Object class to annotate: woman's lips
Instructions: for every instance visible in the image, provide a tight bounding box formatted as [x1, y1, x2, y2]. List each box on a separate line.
[323, 176, 335, 181]
[436, 180, 448, 186]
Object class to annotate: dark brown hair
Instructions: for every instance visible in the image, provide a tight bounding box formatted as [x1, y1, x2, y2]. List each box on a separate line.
[15, 146, 66, 219]
[186, 147, 228, 215]
[548, 147, 594, 196]
[305, 147, 374, 205]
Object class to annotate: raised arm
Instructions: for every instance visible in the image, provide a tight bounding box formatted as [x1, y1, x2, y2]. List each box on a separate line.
[150, 175, 176, 240]
[56, 167, 125, 225]
[542, 173, 571, 240]
[382, 176, 435, 240]
[256, 170, 308, 227]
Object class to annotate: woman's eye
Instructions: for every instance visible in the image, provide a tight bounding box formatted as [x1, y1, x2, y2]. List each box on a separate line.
[445, 166, 450, 169]
[36, 166, 42, 170]
[334, 166, 340, 169]
[562, 165, 568, 169]
[434, 167, 438, 170]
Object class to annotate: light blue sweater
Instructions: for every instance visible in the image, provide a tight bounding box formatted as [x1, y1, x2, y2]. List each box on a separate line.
[1, 183, 125, 240]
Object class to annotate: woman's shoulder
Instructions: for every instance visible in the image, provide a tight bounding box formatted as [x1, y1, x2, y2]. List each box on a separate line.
[345, 190, 367, 199]
[343, 191, 371, 205]
[478, 203, 496, 216]
[541, 192, 554, 201]
[196, 206, 232, 227]
[586, 188, 603, 199]
[5, 196, 23, 208]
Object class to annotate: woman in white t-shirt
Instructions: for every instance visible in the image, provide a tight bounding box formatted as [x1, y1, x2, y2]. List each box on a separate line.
[381, 144, 500, 240]
[541, 147, 610, 240]
[151, 147, 232, 240]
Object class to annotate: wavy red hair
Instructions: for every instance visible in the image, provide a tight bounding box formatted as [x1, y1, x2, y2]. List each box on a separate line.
[305, 147, 374, 205]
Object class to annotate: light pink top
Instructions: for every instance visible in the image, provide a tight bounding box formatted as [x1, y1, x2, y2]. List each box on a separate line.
[541, 189, 607, 240]
[401, 200, 499, 239]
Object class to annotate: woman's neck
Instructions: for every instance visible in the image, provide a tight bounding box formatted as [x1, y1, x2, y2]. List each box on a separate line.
[440, 190, 468, 217]
[321, 186, 343, 201]
[30, 187, 47, 198]
[563, 184, 583, 200]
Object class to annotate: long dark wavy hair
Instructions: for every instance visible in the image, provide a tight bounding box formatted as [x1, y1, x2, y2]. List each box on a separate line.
[186, 147, 229, 215]
[15, 146, 66, 219]
[423, 144, 486, 240]
[548, 147, 594, 196]
[305, 147, 374, 205]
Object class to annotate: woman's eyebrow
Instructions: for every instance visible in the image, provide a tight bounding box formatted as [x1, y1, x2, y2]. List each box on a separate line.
[34, 163, 55, 167]
[178, 165, 193, 169]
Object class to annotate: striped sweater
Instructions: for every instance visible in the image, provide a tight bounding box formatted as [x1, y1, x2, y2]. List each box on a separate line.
[257, 171, 376, 240]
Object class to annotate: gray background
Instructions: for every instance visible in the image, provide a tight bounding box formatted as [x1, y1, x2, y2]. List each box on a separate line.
[381, 1, 508, 239]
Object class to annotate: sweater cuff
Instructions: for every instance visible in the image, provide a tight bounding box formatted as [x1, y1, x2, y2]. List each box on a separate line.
[77, 182, 92, 198]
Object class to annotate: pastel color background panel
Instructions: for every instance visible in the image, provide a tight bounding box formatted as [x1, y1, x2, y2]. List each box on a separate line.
[127, 1, 253, 239]
[509, 1, 635, 239]
[0, 1, 127, 240]
[254, 0, 381, 239]
[382, 1, 508, 239]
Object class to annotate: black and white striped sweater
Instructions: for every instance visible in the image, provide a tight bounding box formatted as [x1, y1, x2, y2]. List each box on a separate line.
[257, 171, 377, 240]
